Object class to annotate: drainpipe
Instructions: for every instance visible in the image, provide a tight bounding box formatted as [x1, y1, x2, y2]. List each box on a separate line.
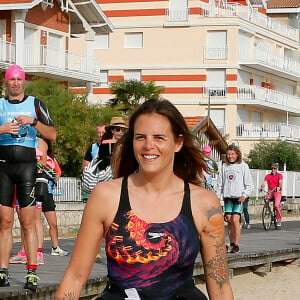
[85, 30, 96, 104]
[86, 82, 93, 105]
[14, 10, 27, 67]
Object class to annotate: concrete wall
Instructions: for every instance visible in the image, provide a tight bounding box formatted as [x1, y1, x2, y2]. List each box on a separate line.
[12, 202, 85, 238]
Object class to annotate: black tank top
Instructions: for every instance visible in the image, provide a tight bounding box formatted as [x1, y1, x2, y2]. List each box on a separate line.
[105, 177, 200, 299]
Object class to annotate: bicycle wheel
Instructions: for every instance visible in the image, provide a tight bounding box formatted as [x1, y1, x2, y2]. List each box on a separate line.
[262, 204, 272, 230]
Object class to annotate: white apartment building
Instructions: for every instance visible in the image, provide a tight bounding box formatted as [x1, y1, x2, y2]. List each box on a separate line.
[1, 1, 299, 155]
[69, 0, 300, 154]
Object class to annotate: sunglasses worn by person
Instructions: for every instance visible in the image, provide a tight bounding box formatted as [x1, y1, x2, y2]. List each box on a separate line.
[113, 127, 127, 133]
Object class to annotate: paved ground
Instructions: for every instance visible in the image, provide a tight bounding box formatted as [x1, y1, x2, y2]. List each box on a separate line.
[0, 218, 299, 298]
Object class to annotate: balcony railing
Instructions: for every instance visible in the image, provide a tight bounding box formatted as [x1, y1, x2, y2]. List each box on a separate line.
[237, 85, 295, 108]
[240, 47, 300, 79]
[166, 9, 189, 22]
[203, 86, 227, 98]
[204, 47, 228, 59]
[216, 124, 227, 136]
[200, 2, 299, 42]
[236, 122, 300, 141]
[0, 39, 16, 63]
[0, 39, 100, 82]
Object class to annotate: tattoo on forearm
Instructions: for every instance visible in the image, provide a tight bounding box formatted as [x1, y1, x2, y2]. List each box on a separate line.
[205, 242, 229, 288]
[206, 207, 224, 239]
[58, 292, 76, 300]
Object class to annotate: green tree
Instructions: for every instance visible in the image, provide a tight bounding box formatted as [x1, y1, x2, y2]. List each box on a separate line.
[108, 80, 164, 114]
[246, 140, 300, 171]
[25, 78, 120, 177]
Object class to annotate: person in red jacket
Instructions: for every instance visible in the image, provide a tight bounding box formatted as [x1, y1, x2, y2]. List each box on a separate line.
[260, 163, 283, 226]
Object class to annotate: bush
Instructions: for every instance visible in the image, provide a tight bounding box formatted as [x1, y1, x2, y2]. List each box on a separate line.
[25, 78, 120, 176]
[246, 140, 300, 171]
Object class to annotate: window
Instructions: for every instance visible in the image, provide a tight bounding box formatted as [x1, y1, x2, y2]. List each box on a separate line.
[237, 109, 249, 123]
[238, 31, 251, 60]
[210, 109, 226, 135]
[206, 69, 226, 97]
[100, 70, 108, 85]
[252, 111, 261, 123]
[124, 33, 143, 48]
[238, 70, 250, 85]
[124, 70, 141, 81]
[168, 0, 188, 21]
[47, 33, 64, 68]
[206, 31, 227, 59]
[95, 34, 109, 49]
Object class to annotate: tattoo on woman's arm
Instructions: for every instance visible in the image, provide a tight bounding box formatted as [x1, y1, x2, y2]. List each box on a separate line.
[56, 292, 76, 300]
[206, 207, 224, 239]
[205, 242, 229, 288]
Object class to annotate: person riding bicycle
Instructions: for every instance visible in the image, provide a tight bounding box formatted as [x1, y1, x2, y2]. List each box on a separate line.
[260, 163, 283, 227]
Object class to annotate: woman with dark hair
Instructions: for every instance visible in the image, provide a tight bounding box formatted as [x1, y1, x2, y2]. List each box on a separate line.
[56, 98, 233, 300]
[217, 144, 254, 253]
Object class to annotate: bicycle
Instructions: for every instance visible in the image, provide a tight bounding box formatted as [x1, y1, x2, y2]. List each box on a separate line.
[260, 188, 284, 230]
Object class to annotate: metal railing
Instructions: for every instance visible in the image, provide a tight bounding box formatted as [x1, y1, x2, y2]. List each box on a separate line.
[27, 44, 100, 75]
[203, 86, 227, 98]
[0, 39, 16, 63]
[237, 85, 295, 108]
[249, 169, 300, 199]
[204, 47, 228, 59]
[200, 2, 299, 42]
[166, 8, 189, 22]
[0, 39, 100, 76]
[239, 47, 300, 78]
[236, 122, 300, 141]
[56, 168, 300, 203]
[53, 177, 82, 202]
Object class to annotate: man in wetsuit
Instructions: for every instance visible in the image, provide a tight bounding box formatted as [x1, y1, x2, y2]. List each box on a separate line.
[0, 64, 56, 290]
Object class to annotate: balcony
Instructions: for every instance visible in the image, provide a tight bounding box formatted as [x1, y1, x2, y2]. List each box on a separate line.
[166, 9, 189, 22]
[204, 47, 228, 60]
[237, 85, 300, 114]
[0, 39, 100, 84]
[203, 86, 227, 98]
[236, 122, 300, 142]
[200, 2, 299, 42]
[239, 47, 300, 81]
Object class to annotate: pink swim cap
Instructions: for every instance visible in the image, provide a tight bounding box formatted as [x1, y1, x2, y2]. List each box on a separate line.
[202, 145, 212, 154]
[4, 64, 25, 81]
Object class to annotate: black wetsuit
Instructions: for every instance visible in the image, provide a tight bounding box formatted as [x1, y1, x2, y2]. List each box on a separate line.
[0, 96, 54, 208]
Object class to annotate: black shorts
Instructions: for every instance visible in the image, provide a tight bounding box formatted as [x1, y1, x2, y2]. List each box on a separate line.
[0, 161, 36, 208]
[42, 193, 56, 212]
[97, 279, 207, 300]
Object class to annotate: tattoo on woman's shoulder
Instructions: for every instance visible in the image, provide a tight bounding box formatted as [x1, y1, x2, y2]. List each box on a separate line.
[206, 207, 224, 239]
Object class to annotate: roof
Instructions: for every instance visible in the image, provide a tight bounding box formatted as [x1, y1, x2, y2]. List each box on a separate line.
[184, 116, 204, 129]
[0, 0, 114, 34]
[0, 0, 43, 9]
[267, 0, 300, 8]
[184, 116, 228, 155]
